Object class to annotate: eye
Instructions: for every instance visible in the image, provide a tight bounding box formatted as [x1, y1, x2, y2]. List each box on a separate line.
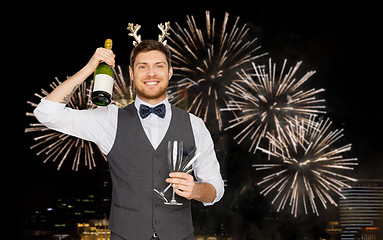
[138, 65, 146, 70]
[156, 64, 164, 69]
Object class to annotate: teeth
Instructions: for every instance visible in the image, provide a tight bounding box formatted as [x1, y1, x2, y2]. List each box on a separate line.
[145, 81, 158, 86]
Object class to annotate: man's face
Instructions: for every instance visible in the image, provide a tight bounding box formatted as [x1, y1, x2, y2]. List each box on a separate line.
[129, 50, 172, 104]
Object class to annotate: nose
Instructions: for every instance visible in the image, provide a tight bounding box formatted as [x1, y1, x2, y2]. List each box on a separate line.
[147, 66, 156, 78]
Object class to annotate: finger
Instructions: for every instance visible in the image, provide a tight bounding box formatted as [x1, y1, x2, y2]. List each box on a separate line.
[96, 48, 114, 56]
[166, 177, 195, 189]
[174, 187, 192, 199]
[95, 48, 115, 66]
[176, 184, 193, 193]
[166, 178, 188, 186]
[169, 172, 193, 180]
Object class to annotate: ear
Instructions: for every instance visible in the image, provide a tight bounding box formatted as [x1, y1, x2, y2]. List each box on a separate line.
[168, 66, 173, 80]
[129, 66, 134, 81]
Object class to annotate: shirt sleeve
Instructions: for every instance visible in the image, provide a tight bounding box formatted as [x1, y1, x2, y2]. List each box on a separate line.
[189, 114, 225, 206]
[33, 98, 118, 155]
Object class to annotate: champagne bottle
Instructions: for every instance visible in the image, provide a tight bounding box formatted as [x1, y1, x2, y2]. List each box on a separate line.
[91, 39, 114, 106]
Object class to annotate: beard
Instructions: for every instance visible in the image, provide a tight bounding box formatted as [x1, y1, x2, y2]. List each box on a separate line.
[137, 86, 167, 100]
[134, 78, 169, 101]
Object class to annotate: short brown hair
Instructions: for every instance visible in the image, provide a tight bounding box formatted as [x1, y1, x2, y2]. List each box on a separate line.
[130, 39, 172, 69]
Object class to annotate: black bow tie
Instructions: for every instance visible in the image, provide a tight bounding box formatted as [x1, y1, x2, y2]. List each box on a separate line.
[139, 103, 166, 119]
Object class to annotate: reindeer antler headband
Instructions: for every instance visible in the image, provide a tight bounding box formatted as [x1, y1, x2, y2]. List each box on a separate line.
[127, 22, 170, 46]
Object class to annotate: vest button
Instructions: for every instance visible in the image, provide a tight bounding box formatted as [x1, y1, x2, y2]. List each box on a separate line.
[153, 220, 160, 225]
[154, 170, 161, 174]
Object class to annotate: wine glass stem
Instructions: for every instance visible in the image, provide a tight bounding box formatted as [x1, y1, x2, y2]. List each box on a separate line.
[163, 183, 172, 193]
[172, 185, 176, 201]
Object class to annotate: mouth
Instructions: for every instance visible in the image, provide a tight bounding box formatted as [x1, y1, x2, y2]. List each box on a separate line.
[143, 80, 160, 86]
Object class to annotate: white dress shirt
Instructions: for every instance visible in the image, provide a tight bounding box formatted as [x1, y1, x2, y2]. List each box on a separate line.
[34, 96, 224, 205]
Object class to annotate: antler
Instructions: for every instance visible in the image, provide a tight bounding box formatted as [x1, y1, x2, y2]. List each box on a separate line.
[158, 22, 170, 45]
[127, 23, 142, 46]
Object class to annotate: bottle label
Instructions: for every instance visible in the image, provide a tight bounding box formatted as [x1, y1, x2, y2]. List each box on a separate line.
[93, 74, 114, 95]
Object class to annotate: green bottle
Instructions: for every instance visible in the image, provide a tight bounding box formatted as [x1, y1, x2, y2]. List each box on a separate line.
[91, 39, 113, 106]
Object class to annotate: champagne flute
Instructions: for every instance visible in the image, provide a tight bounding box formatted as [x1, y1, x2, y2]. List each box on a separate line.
[165, 140, 184, 205]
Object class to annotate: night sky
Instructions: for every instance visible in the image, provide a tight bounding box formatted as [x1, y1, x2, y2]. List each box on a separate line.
[14, 2, 383, 239]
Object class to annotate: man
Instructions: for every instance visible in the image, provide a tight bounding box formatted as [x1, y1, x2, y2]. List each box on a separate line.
[34, 39, 224, 240]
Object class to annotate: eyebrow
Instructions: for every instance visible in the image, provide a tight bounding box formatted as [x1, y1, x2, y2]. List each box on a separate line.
[135, 61, 167, 66]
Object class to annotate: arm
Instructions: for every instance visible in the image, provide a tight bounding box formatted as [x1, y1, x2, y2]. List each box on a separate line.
[45, 48, 115, 103]
[166, 116, 224, 204]
[33, 47, 118, 155]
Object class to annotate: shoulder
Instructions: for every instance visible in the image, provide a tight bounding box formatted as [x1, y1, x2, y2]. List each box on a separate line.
[118, 102, 136, 115]
[188, 111, 205, 128]
[87, 103, 119, 122]
[96, 103, 119, 113]
[187, 111, 211, 142]
[169, 104, 193, 121]
[169, 105, 205, 127]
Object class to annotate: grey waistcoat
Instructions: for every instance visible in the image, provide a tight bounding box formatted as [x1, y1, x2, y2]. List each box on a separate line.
[107, 103, 195, 240]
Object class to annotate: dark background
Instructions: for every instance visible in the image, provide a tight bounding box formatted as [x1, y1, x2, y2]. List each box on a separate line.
[12, 2, 383, 239]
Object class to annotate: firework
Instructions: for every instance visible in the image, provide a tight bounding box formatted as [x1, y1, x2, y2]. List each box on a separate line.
[253, 116, 358, 217]
[25, 78, 106, 171]
[25, 64, 134, 171]
[167, 10, 267, 130]
[222, 58, 326, 154]
[113, 65, 135, 108]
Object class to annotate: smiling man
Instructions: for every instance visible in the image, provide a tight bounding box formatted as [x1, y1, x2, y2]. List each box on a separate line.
[34, 39, 224, 240]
